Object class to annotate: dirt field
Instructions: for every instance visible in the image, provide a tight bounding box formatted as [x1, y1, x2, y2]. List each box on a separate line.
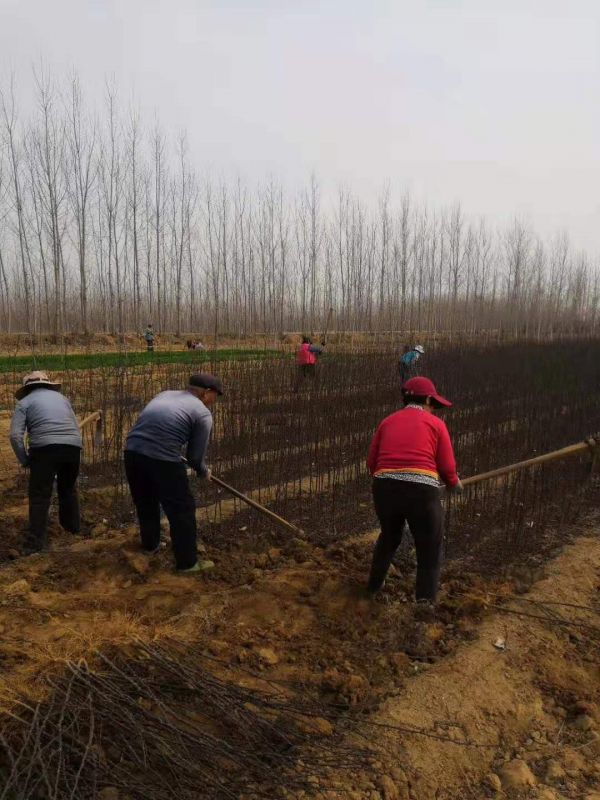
[0, 494, 598, 798]
[0, 332, 286, 354]
[0, 329, 519, 359]
[2, 340, 599, 797]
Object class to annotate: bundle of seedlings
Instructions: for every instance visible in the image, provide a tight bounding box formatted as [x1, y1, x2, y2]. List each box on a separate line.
[0, 639, 372, 800]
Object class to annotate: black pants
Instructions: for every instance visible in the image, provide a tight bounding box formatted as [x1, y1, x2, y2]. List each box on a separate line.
[28, 444, 81, 550]
[399, 364, 414, 385]
[294, 364, 316, 391]
[146, 342, 154, 352]
[368, 479, 444, 601]
[124, 450, 198, 570]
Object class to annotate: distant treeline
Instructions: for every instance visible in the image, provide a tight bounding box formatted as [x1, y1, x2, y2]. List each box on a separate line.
[0, 71, 599, 339]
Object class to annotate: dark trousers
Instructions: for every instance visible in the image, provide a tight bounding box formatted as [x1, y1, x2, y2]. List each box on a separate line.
[368, 479, 444, 601]
[399, 364, 414, 385]
[28, 444, 81, 550]
[124, 450, 198, 570]
[146, 342, 154, 352]
[293, 364, 316, 391]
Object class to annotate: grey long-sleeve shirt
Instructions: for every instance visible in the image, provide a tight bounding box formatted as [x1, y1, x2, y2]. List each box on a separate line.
[9, 388, 83, 466]
[125, 390, 213, 476]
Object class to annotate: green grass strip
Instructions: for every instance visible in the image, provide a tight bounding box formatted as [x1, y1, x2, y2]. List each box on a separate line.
[0, 348, 280, 373]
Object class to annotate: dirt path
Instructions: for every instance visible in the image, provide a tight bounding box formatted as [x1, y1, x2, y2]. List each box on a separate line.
[367, 533, 600, 800]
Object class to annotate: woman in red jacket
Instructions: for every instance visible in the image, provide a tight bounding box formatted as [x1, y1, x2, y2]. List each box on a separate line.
[366, 376, 463, 602]
[294, 336, 325, 391]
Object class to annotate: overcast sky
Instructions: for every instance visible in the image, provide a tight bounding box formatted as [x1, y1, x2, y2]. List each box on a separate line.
[1, 0, 599, 250]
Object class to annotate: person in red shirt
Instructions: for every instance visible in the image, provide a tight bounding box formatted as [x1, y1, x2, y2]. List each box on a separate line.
[294, 336, 325, 390]
[366, 376, 463, 602]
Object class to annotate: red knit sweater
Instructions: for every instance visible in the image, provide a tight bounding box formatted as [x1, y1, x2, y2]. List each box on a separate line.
[367, 406, 459, 487]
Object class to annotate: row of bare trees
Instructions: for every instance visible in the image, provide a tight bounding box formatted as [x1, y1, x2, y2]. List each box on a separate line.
[1, 71, 599, 339]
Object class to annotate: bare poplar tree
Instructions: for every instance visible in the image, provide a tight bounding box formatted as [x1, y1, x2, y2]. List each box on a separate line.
[152, 124, 166, 330]
[126, 107, 141, 330]
[1, 76, 33, 334]
[0, 140, 11, 331]
[1, 69, 600, 339]
[66, 73, 96, 334]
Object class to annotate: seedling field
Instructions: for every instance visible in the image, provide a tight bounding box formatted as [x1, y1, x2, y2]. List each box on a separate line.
[0, 339, 599, 799]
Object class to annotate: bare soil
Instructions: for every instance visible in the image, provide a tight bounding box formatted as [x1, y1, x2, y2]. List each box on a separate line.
[0, 328, 515, 357]
[0, 480, 598, 799]
[0, 331, 288, 354]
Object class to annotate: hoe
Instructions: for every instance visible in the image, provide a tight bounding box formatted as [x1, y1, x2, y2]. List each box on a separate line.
[206, 436, 600, 535]
[80, 413, 597, 536]
[461, 435, 600, 489]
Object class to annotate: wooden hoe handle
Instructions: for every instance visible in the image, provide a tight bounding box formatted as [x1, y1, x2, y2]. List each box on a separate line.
[78, 410, 102, 430]
[209, 474, 304, 536]
[322, 307, 334, 344]
[461, 436, 600, 489]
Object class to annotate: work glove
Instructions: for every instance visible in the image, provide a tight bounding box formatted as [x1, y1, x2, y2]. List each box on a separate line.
[188, 466, 212, 480]
[447, 480, 464, 494]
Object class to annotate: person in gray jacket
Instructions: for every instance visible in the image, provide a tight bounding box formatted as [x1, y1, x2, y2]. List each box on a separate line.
[124, 373, 222, 573]
[143, 324, 155, 352]
[9, 371, 83, 555]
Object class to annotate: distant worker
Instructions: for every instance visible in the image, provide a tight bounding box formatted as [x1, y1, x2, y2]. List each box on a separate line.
[399, 344, 424, 384]
[294, 336, 325, 390]
[144, 324, 155, 353]
[9, 371, 83, 555]
[366, 376, 462, 603]
[124, 373, 222, 574]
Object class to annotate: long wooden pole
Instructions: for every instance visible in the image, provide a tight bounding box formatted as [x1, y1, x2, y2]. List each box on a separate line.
[209, 474, 304, 536]
[462, 438, 597, 488]
[321, 307, 333, 343]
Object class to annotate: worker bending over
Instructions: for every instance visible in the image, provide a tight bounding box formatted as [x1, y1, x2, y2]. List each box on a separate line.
[9, 371, 83, 555]
[366, 376, 462, 602]
[399, 344, 424, 384]
[124, 372, 222, 573]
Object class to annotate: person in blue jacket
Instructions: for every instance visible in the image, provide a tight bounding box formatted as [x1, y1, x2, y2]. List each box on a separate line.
[399, 345, 424, 384]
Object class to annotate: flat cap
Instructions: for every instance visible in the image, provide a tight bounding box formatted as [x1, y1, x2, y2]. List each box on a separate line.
[189, 373, 223, 395]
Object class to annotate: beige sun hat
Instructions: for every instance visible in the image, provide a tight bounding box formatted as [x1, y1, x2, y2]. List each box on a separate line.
[15, 371, 62, 400]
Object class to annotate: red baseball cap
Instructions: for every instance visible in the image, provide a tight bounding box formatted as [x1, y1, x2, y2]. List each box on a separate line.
[402, 376, 452, 408]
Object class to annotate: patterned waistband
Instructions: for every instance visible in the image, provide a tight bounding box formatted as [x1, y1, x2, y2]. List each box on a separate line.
[374, 471, 441, 488]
